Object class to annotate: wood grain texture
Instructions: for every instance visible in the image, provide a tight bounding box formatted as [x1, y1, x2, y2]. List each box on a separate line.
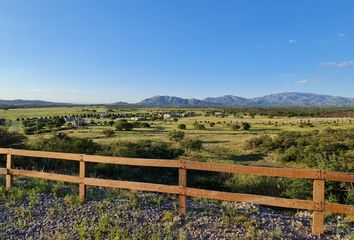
[6, 154, 13, 190]
[6, 149, 81, 161]
[185, 188, 320, 211]
[324, 202, 354, 215]
[84, 178, 182, 195]
[9, 169, 81, 183]
[79, 159, 86, 201]
[185, 161, 321, 179]
[0, 167, 6, 175]
[83, 154, 180, 168]
[324, 171, 354, 183]
[312, 180, 325, 235]
[179, 167, 187, 216]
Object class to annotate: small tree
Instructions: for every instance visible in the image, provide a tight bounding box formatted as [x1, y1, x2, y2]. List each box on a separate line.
[181, 139, 203, 152]
[177, 123, 187, 130]
[193, 123, 206, 130]
[168, 130, 185, 142]
[231, 124, 241, 131]
[103, 129, 115, 137]
[242, 122, 251, 130]
[115, 121, 134, 131]
[0, 128, 26, 148]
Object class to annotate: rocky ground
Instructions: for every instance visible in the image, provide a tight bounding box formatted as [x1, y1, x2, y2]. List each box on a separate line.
[0, 190, 353, 240]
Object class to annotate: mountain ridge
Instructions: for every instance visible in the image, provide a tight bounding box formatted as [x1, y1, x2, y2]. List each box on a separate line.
[1, 93, 354, 107]
[133, 92, 354, 107]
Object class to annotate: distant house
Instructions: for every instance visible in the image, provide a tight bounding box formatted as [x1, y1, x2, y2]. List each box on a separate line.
[100, 113, 110, 118]
[163, 114, 172, 120]
[131, 117, 143, 121]
[164, 113, 180, 121]
[214, 112, 223, 116]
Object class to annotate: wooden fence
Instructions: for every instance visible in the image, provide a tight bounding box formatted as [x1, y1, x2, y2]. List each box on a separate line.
[0, 148, 353, 235]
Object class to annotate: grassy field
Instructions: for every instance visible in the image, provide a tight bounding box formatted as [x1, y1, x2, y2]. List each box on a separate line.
[1, 106, 353, 168]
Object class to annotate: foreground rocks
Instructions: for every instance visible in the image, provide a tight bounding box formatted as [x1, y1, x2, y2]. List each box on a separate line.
[0, 191, 353, 240]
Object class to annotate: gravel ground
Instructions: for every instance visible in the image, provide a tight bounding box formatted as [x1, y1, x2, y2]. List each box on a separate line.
[0, 191, 353, 240]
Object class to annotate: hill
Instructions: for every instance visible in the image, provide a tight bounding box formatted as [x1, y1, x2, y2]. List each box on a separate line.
[135, 93, 354, 107]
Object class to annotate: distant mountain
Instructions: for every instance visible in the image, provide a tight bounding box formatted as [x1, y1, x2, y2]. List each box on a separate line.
[0, 99, 70, 107]
[204, 95, 249, 106]
[1, 92, 354, 107]
[135, 93, 354, 107]
[110, 101, 130, 106]
[252, 93, 354, 106]
[137, 96, 204, 106]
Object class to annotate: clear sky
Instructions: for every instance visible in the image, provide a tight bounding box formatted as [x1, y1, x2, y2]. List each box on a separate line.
[0, 0, 353, 103]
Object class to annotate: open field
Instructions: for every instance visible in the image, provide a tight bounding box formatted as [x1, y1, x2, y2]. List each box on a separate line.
[2, 106, 352, 166]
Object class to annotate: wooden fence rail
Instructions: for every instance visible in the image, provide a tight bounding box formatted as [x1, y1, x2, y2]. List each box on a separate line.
[0, 148, 353, 235]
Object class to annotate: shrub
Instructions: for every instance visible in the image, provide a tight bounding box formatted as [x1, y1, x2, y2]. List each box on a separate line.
[231, 124, 241, 131]
[115, 121, 134, 131]
[177, 124, 186, 130]
[193, 123, 206, 130]
[0, 128, 26, 148]
[242, 122, 251, 130]
[103, 129, 115, 137]
[181, 139, 203, 152]
[110, 140, 184, 159]
[168, 130, 185, 142]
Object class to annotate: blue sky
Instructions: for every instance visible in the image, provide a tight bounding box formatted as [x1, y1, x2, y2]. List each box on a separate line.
[0, 0, 353, 103]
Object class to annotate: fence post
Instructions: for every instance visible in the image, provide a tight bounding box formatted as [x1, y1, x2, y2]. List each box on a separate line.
[79, 155, 86, 201]
[312, 175, 325, 235]
[6, 154, 13, 191]
[179, 160, 187, 216]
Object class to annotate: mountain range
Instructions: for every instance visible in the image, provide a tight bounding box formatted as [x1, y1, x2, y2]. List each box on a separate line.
[1, 93, 354, 107]
[125, 92, 354, 107]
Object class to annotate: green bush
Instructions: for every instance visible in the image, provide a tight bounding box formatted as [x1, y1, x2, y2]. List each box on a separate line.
[110, 140, 183, 159]
[0, 128, 26, 148]
[115, 121, 134, 131]
[168, 130, 185, 142]
[177, 123, 187, 130]
[181, 139, 203, 152]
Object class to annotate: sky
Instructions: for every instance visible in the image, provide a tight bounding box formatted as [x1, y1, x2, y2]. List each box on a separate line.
[0, 0, 353, 104]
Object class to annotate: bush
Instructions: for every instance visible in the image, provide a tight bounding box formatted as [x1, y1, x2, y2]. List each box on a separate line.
[231, 124, 241, 131]
[110, 140, 183, 159]
[177, 124, 186, 130]
[168, 130, 185, 142]
[115, 121, 134, 131]
[193, 123, 206, 130]
[181, 139, 203, 152]
[245, 135, 272, 150]
[132, 122, 150, 128]
[0, 128, 26, 148]
[242, 122, 251, 130]
[103, 129, 115, 137]
[31, 133, 101, 154]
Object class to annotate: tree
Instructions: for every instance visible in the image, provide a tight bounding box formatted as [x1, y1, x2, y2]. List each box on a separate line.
[181, 139, 203, 152]
[115, 121, 134, 131]
[231, 124, 241, 131]
[177, 123, 187, 130]
[168, 130, 185, 142]
[193, 123, 206, 130]
[242, 122, 251, 130]
[103, 129, 115, 137]
[0, 128, 26, 148]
